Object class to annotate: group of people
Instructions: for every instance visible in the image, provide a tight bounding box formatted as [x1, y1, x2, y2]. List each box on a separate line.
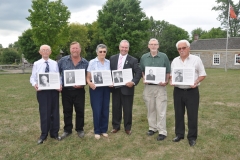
[30, 38, 206, 147]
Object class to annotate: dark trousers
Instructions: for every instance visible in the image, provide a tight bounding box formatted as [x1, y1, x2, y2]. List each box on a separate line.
[61, 88, 85, 133]
[89, 87, 110, 134]
[173, 87, 199, 140]
[112, 88, 133, 131]
[37, 90, 60, 140]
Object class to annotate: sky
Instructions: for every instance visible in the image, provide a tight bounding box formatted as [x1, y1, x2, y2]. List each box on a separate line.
[0, 0, 238, 48]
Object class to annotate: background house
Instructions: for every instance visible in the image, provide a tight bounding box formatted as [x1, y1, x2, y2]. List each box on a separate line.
[190, 36, 240, 69]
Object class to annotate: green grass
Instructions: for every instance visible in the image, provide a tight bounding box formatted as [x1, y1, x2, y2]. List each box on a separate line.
[0, 69, 239, 160]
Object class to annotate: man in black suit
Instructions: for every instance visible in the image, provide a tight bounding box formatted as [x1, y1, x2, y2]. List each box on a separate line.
[114, 72, 123, 83]
[109, 39, 142, 135]
[146, 69, 155, 81]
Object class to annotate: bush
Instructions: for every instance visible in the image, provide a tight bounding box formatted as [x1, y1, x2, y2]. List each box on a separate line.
[1, 49, 21, 64]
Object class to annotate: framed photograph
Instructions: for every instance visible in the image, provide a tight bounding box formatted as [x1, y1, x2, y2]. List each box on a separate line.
[112, 68, 133, 86]
[144, 67, 166, 84]
[91, 70, 112, 87]
[38, 73, 60, 90]
[64, 69, 86, 87]
[172, 68, 195, 85]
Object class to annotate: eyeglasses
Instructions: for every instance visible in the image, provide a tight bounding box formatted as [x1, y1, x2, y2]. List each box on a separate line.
[41, 49, 51, 52]
[177, 47, 188, 51]
[99, 51, 106, 53]
[149, 44, 158, 46]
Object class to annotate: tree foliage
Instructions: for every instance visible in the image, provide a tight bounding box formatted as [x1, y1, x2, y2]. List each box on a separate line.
[97, 0, 149, 58]
[147, 18, 189, 60]
[18, 29, 40, 63]
[62, 23, 89, 58]
[201, 27, 227, 39]
[1, 49, 21, 64]
[212, 0, 240, 37]
[191, 28, 207, 40]
[27, 0, 70, 58]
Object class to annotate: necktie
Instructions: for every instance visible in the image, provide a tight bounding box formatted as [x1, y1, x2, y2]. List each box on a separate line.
[118, 56, 123, 70]
[45, 61, 49, 73]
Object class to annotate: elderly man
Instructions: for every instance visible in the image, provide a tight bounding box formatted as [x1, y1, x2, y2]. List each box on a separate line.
[58, 41, 89, 139]
[170, 39, 206, 147]
[109, 40, 142, 135]
[30, 44, 61, 144]
[140, 38, 170, 141]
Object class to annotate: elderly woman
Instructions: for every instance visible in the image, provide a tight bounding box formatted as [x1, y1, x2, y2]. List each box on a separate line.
[87, 44, 111, 139]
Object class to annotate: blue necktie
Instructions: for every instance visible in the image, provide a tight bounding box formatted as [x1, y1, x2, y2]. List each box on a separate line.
[45, 61, 49, 73]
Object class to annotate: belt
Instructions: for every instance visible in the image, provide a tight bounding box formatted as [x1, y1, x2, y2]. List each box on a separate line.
[176, 87, 197, 91]
[63, 87, 82, 90]
[148, 83, 157, 85]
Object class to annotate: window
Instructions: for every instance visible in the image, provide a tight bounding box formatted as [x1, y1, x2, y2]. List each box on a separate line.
[213, 54, 220, 65]
[235, 54, 240, 65]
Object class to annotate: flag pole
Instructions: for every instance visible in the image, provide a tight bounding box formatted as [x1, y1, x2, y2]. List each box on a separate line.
[225, 3, 230, 72]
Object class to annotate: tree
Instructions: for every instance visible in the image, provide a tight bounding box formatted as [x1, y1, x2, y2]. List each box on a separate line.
[191, 28, 207, 40]
[18, 29, 40, 63]
[61, 23, 90, 58]
[147, 18, 189, 60]
[201, 27, 227, 39]
[212, 0, 240, 37]
[85, 21, 104, 60]
[0, 44, 3, 49]
[1, 49, 21, 64]
[97, 0, 149, 58]
[27, 0, 70, 58]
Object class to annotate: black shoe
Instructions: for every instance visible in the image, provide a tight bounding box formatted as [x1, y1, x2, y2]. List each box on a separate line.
[157, 134, 166, 141]
[172, 136, 184, 142]
[61, 132, 71, 139]
[37, 138, 44, 144]
[51, 136, 61, 141]
[77, 131, 85, 138]
[147, 130, 156, 136]
[189, 140, 196, 147]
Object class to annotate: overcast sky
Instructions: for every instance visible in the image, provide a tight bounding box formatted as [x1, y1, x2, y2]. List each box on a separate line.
[0, 0, 238, 48]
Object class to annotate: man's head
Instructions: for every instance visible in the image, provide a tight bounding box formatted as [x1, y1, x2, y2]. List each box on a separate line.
[39, 45, 51, 60]
[70, 41, 81, 58]
[149, 69, 153, 75]
[176, 40, 190, 59]
[119, 40, 130, 56]
[115, 72, 120, 78]
[41, 75, 48, 84]
[148, 38, 159, 53]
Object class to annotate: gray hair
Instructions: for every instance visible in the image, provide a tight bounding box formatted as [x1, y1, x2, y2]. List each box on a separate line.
[176, 40, 190, 48]
[40, 44, 51, 51]
[96, 44, 107, 53]
[148, 38, 159, 44]
[119, 39, 130, 47]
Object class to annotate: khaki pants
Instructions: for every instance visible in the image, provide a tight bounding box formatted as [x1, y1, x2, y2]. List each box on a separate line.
[143, 85, 167, 136]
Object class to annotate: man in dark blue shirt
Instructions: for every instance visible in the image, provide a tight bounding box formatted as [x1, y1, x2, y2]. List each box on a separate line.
[58, 41, 88, 139]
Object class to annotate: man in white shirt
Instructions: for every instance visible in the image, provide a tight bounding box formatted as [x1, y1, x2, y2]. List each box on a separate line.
[30, 44, 61, 144]
[170, 40, 206, 147]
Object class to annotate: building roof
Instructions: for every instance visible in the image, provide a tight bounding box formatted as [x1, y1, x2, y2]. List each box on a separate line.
[190, 37, 240, 50]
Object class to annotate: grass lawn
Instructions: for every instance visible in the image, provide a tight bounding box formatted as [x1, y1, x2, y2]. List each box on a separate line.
[0, 69, 239, 160]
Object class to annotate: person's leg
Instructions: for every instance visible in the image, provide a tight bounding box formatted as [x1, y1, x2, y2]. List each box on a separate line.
[156, 86, 167, 136]
[186, 88, 199, 140]
[173, 87, 186, 138]
[50, 90, 60, 137]
[122, 94, 133, 131]
[62, 89, 74, 133]
[90, 87, 102, 134]
[100, 87, 110, 133]
[74, 88, 85, 132]
[111, 88, 122, 130]
[143, 85, 157, 132]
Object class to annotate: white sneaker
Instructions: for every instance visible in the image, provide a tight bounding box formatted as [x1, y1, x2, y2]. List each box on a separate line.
[95, 134, 100, 139]
[102, 133, 108, 137]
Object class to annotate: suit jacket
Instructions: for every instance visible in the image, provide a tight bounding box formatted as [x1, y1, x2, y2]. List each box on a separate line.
[146, 74, 155, 81]
[114, 77, 123, 83]
[110, 54, 142, 95]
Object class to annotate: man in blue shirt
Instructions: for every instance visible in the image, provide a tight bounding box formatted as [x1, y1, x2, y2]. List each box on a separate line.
[58, 41, 88, 139]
